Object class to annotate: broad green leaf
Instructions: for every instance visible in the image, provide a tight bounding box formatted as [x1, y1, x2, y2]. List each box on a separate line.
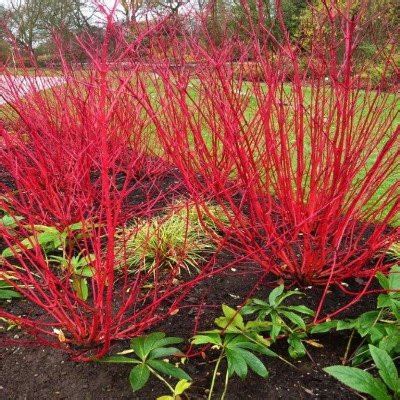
[214, 317, 242, 332]
[310, 320, 338, 334]
[268, 285, 284, 306]
[147, 360, 191, 381]
[239, 305, 255, 316]
[235, 348, 268, 378]
[336, 319, 357, 331]
[249, 299, 270, 307]
[0, 288, 22, 299]
[191, 333, 222, 346]
[356, 311, 380, 336]
[288, 335, 306, 359]
[281, 311, 306, 329]
[2, 236, 36, 257]
[130, 336, 146, 359]
[76, 266, 94, 278]
[369, 345, 399, 392]
[69, 221, 84, 231]
[221, 304, 245, 330]
[245, 320, 272, 332]
[129, 364, 150, 392]
[225, 334, 253, 346]
[0, 214, 22, 228]
[38, 230, 59, 243]
[174, 379, 191, 395]
[377, 294, 392, 308]
[142, 332, 169, 355]
[72, 278, 88, 301]
[226, 348, 248, 378]
[379, 332, 400, 354]
[236, 341, 278, 358]
[270, 312, 282, 341]
[376, 272, 389, 290]
[150, 347, 183, 359]
[152, 336, 184, 349]
[370, 326, 387, 345]
[285, 305, 314, 316]
[388, 265, 400, 291]
[80, 278, 88, 301]
[156, 396, 173, 400]
[274, 290, 303, 305]
[324, 366, 391, 400]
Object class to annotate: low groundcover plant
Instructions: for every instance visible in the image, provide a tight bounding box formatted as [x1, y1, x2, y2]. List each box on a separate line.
[114, 201, 222, 275]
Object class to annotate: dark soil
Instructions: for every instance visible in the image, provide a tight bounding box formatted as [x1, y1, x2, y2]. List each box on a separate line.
[1, 265, 376, 400]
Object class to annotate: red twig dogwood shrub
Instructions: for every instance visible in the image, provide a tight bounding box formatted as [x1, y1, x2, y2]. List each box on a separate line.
[149, 1, 399, 296]
[0, 11, 224, 360]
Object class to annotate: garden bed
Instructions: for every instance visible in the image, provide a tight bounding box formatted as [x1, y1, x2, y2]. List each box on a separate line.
[0, 160, 397, 399]
[1, 4, 399, 398]
[1, 265, 379, 399]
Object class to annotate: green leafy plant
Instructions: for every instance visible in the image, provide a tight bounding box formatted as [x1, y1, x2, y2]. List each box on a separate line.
[241, 284, 315, 358]
[388, 243, 400, 261]
[0, 278, 22, 300]
[49, 252, 95, 300]
[2, 221, 96, 301]
[324, 345, 400, 400]
[2, 221, 91, 258]
[101, 332, 191, 395]
[311, 265, 400, 365]
[0, 212, 24, 229]
[192, 304, 278, 400]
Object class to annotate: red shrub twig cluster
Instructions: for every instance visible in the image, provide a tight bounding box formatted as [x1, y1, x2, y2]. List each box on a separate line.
[0, 0, 398, 356]
[150, 2, 399, 293]
[0, 16, 227, 360]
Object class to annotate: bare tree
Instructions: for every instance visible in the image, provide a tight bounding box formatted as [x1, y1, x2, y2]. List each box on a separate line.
[6, 0, 95, 54]
[120, 0, 145, 23]
[7, 0, 43, 53]
[146, 0, 189, 15]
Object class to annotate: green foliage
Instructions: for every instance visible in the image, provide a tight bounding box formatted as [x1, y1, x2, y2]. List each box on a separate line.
[0, 212, 24, 229]
[101, 332, 190, 394]
[388, 243, 400, 261]
[311, 265, 400, 365]
[0, 279, 22, 300]
[192, 304, 277, 399]
[49, 252, 95, 301]
[241, 285, 314, 358]
[2, 221, 90, 258]
[156, 379, 191, 400]
[115, 202, 225, 274]
[192, 330, 275, 378]
[2, 220, 96, 300]
[324, 345, 399, 400]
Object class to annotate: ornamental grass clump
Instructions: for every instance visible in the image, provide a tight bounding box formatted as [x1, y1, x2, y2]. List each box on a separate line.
[115, 202, 217, 274]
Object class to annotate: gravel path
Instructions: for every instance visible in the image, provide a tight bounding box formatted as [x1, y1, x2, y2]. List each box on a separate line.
[0, 75, 65, 105]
